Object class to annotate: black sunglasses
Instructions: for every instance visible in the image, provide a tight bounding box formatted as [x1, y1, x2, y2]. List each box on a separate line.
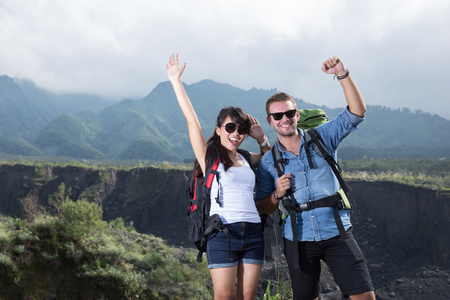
[268, 109, 297, 121]
[223, 123, 249, 135]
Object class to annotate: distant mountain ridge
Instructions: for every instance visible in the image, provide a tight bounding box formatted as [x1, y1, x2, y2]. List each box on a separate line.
[0, 75, 449, 161]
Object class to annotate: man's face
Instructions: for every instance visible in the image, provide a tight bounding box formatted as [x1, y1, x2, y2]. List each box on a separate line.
[266, 101, 299, 137]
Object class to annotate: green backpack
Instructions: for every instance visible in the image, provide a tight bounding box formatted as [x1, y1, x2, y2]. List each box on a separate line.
[297, 108, 328, 130]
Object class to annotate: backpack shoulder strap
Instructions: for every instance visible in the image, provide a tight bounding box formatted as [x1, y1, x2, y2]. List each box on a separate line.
[304, 128, 351, 194]
[203, 157, 221, 212]
[271, 141, 301, 269]
[237, 149, 256, 174]
[204, 157, 220, 189]
[271, 142, 285, 177]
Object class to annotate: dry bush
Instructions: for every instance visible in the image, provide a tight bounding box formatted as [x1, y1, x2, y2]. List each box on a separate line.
[19, 191, 41, 221]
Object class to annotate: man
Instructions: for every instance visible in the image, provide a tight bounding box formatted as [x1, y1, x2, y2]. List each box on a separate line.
[255, 57, 375, 300]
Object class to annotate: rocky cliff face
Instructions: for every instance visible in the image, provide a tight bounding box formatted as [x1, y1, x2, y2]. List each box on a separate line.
[350, 181, 449, 266]
[1, 164, 449, 298]
[0, 164, 191, 244]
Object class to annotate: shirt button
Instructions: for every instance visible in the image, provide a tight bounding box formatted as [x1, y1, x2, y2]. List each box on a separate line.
[311, 216, 314, 218]
[306, 186, 309, 189]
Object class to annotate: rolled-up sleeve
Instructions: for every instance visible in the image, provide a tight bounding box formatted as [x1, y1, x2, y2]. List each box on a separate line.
[317, 107, 365, 151]
[254, 152, 276, 203]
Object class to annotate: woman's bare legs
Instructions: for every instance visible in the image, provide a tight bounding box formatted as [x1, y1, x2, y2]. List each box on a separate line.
[236, 263, 262, 300]
[210, 266, 238, 300]
[210, 263, 262, 300]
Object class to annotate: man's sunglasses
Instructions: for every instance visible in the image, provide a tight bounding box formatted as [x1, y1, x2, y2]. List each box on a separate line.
[267, 109, 297, 121]
[223, 123, 249, 135]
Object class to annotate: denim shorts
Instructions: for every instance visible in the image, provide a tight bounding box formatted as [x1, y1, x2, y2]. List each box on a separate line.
[206, 222, 264, 269]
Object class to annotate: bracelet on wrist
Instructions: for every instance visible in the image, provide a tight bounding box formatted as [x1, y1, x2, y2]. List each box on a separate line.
[273, 190, 282, 200]
[259, 136, 269, 147]
[334, 69, 349, 81]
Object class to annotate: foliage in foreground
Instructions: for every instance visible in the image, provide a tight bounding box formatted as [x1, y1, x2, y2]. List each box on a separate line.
[263, 279, 293, 300]
[0, 184, 212, 299]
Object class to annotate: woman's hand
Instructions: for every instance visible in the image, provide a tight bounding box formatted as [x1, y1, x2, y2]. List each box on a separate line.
[247, 115, 271, 165]
[247, 114, 265, 143]
[167, 53, 186, 82]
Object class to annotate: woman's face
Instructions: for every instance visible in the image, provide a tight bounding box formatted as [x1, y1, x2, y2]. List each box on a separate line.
[215, 115, 248, 153]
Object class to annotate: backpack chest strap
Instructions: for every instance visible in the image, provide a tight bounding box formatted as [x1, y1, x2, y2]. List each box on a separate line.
[292, 193, 348, 239]
[297, 193, 342, 211]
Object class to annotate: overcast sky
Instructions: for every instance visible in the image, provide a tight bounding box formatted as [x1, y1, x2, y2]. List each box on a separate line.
[1, 0, 449, 119]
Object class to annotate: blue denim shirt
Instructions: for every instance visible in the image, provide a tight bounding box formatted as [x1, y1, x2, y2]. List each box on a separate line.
[255, 108, 364, 241]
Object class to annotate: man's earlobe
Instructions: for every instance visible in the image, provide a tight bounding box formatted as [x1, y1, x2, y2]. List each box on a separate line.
[266, 116, 272, 126]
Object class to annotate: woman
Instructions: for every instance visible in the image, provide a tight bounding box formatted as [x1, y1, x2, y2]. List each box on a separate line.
[167, 54, 270, 300]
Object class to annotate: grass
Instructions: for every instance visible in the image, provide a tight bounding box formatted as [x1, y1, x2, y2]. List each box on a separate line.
[0, 153, 193, 171]
[344, 170, 449, 191]
[2, 155, 447, 191]
[340, 158, 450, 191]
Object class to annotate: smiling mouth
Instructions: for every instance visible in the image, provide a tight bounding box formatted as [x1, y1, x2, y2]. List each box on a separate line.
[229, 137, 240, 145]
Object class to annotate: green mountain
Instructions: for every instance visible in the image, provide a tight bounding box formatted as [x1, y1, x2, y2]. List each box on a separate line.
[0, 136, 41, 156]
[0, 75, 114, 157]
[0, 75, 449, 161]
[17, 78, 114, 118]
[34, 113, 105, 159]
[0, 76, 48, 139]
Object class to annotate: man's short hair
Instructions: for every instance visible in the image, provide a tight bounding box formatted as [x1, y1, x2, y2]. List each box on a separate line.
[266, 92, 297, 115]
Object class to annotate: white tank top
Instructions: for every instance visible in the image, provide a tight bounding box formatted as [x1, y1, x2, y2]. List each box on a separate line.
[209, 153, 261, 224]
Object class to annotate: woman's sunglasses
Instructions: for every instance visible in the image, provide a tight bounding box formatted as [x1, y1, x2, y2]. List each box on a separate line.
[223, 123, 249, 135]
[267, 109, 297, 121]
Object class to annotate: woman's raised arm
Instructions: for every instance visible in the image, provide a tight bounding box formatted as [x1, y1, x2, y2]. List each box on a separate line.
[167, 54, 207, 173]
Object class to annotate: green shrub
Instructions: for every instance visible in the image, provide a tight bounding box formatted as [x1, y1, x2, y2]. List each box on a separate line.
[0, 188, 213, 299]
[59, 198, 105, 235]
[109, 217, 126, 230]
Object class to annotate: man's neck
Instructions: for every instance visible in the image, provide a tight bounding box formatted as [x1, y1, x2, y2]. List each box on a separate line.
[278, 131, 301, 156]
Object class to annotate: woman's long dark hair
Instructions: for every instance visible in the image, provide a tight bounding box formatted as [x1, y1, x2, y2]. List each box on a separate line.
[193, 106, 250, 178]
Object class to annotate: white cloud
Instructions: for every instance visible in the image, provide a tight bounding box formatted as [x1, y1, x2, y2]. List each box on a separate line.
[0, 0, 449, 118]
